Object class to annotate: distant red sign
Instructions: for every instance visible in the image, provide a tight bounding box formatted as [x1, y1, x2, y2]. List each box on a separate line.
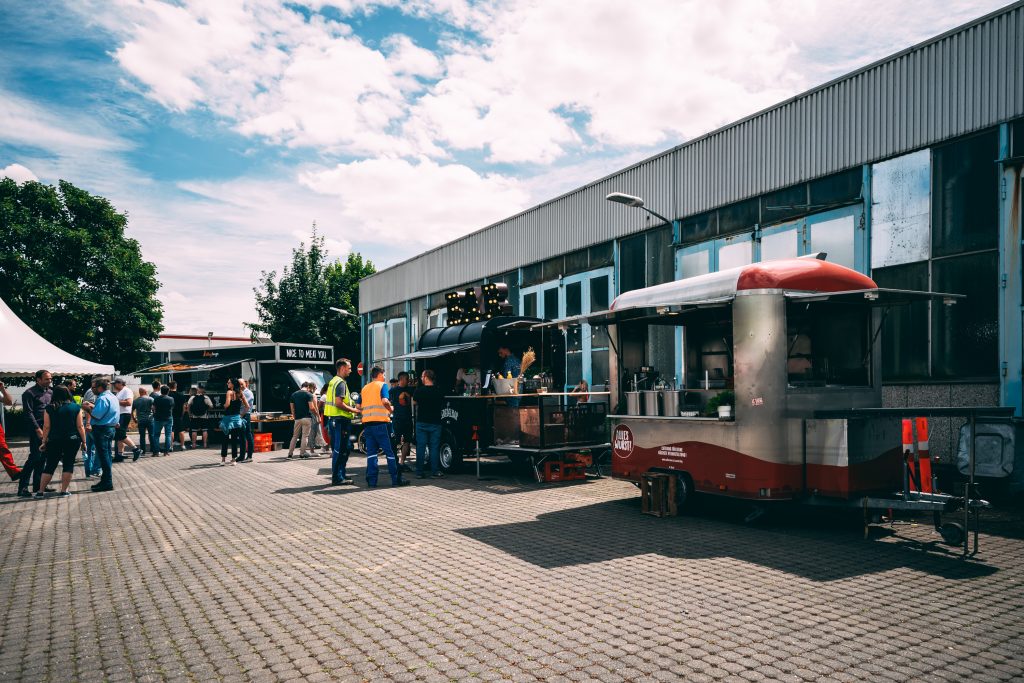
[357, 362, 364, 376]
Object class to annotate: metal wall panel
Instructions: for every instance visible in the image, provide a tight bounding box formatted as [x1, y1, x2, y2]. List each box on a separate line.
[361, 3, 1024, 312]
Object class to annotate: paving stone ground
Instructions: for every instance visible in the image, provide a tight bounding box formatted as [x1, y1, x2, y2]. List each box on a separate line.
[0, 442, 1022, 682]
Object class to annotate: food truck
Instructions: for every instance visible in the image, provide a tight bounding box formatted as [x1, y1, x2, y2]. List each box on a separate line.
[544, 255, 1008, 551]
[392, 314, 609, 479]
[134, 342, 335, 440]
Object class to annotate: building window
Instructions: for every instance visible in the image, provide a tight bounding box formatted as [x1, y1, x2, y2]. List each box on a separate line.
[872, 263, 929, 380]
[522, 292, 537, 318]
[680, 211, 717, 244]
[619, 233, 646, 293]
[542, 256, 565, 281]
[589, 241, 614, 268]
[870, 131, 999, 381]
[647, 226, 673, 286]
[718, 197, 759, 236]
[932, 251, 999, 378]
[761, 184, 807, 224]
[522, 262, 543, 286]
[564, 248, 589, 275]
[932, 131, 999, 256]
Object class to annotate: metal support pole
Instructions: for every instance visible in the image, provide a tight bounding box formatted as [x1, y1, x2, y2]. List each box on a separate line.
[964, 411, 975, 557]
[475, 435, 481, 480]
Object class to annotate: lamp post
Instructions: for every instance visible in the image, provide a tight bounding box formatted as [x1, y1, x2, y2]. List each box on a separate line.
[605, 192, 679, 240]
[329, 307, 359, 319]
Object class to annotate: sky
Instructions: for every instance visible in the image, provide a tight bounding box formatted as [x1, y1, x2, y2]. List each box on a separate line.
[0, 0, 1012, 337]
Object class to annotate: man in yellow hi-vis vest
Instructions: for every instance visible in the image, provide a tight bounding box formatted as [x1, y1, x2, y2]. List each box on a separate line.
[324, 358, 360, 485]
[362, 366, 410, 487]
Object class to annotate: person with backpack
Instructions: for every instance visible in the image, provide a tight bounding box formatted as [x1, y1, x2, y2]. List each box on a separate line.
[187, 386, 213, 448]
[37, 385, 86, 497]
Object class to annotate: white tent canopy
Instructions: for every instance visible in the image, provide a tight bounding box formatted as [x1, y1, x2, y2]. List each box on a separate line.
[0, 295, 115, 377]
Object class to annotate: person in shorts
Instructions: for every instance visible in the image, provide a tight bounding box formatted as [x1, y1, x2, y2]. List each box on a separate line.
[112, 378, 141, 462]
[187, 386, 213, 448]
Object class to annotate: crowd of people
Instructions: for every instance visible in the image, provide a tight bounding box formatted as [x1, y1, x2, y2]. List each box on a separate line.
[0, 359, 452, 497]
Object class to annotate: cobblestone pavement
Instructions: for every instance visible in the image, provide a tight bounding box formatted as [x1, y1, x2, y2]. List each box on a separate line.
[1, 444, 1022, 682]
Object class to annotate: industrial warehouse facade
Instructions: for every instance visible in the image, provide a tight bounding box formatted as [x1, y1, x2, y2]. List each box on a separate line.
[358, 4, 1024, 455]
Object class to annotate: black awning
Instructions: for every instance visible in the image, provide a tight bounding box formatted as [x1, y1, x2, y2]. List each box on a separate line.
[391, 343, 480, 361]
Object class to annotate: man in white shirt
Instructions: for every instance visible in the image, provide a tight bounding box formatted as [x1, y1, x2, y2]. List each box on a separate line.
[237, 379, 257, 462]
[112, 378, 141, 462]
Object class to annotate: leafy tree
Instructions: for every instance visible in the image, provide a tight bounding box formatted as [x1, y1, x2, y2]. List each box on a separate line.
[0, 178, 163, 373]
[247, 228, 375, 360]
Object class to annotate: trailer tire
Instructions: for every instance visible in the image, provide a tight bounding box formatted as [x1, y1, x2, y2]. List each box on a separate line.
[939, 522, 965, 547]
[438, 432, 463, 473]
[674, 473, 693, 511]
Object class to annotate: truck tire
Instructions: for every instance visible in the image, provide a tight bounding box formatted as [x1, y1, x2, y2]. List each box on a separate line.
[438, 431, 463, 472]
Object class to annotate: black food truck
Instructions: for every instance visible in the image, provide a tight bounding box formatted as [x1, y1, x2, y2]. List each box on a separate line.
[392, 315, 610, 480]
[134, 342, 335, 442]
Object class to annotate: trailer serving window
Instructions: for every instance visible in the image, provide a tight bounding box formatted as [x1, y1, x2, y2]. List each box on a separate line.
[785, 302, 871, 387]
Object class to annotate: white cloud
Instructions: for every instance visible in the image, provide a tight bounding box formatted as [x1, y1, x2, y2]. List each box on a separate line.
[298, 156, 530, 246]
[102, 0, 1011, 165]
[0, 163, 39, 183]
[0, 88, 130, 154]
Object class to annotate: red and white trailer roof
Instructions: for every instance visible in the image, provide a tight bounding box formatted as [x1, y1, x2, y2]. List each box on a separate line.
[610, 257, 877, 311]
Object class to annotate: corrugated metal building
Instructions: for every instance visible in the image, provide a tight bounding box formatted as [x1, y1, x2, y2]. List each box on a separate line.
[358, 3, 1024, 456]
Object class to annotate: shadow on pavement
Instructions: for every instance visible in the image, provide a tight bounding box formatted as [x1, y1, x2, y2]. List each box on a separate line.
[456, 497, 999, 582]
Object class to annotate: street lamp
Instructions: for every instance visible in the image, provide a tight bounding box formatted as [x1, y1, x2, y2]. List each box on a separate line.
[329, 306, 359, 319]
[605, 192, 676, 229]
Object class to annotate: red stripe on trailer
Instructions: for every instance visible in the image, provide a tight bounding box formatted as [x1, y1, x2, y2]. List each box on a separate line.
[736, 259, 877, 292]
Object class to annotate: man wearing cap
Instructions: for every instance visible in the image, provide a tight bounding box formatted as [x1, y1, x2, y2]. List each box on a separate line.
[112, 378, 142, 462]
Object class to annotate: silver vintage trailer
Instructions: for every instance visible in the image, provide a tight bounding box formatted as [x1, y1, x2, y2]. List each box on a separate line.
[544, 255, 1006, 552]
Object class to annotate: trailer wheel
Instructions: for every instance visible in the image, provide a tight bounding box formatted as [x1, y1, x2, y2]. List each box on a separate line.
[674, 473, 693, 511]
[939, 522, 965, 547]
[438, 432, 463, 473]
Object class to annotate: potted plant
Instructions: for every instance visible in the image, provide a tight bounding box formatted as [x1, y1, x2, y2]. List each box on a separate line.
[705, 390, 735, 420]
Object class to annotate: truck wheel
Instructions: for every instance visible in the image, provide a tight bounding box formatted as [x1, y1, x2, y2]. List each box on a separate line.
[939, 522, 965, 547]
[438, 432, 463, 472]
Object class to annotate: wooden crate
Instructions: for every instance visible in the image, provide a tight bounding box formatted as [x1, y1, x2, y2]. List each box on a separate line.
[641, 472, 677, 517]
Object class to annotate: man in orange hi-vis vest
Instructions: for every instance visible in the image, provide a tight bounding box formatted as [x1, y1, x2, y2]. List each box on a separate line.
[362, 366, 410, 488]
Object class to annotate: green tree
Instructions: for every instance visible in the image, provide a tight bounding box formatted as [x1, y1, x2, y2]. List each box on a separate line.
[0, 178, 163, 372]
[247, 228, 375, 360]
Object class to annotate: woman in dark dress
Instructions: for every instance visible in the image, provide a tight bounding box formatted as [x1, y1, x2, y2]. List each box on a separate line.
[219, 378, 249, 465]
[38, 385, 86, 497]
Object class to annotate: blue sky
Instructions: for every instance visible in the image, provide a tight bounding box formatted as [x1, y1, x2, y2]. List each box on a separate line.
[0, 0, 1011, 336]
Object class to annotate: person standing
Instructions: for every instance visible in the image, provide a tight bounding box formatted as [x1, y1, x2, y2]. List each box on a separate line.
[392, 372, 415, 473]
[287, 382, 316, 459]
[37, 385, 85, 497]
[219, 378, 248, 465]
[362, 366, 408, 488]
[237, 379, 256, 462]
[187, 386, 213, 448]
[80, 381, 98, 477]
[323, 359, 360, 485]
[167, 381, 188, 451]
[18, 369, 53, 498]
[84, 377, 118, 492]
[413, 369, 444, 479]
[112, 378, 141, 462]
[151, 386, 175, 456]
[132, 388, 155, 459]
[0, 381, 20, 480]
[63, 378, 82, 404]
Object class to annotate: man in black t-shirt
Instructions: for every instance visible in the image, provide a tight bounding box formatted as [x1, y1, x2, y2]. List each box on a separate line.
[392, 372, 415, 472]
[413, 369, 444, 478]
[168, 381, 189, 451]
[187, 386, 214, 448]
[151, 386, 176, 456]
[288, 384, 316, 458]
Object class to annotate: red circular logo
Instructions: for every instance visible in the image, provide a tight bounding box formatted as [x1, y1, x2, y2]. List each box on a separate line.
[612, 424, 634, 458]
